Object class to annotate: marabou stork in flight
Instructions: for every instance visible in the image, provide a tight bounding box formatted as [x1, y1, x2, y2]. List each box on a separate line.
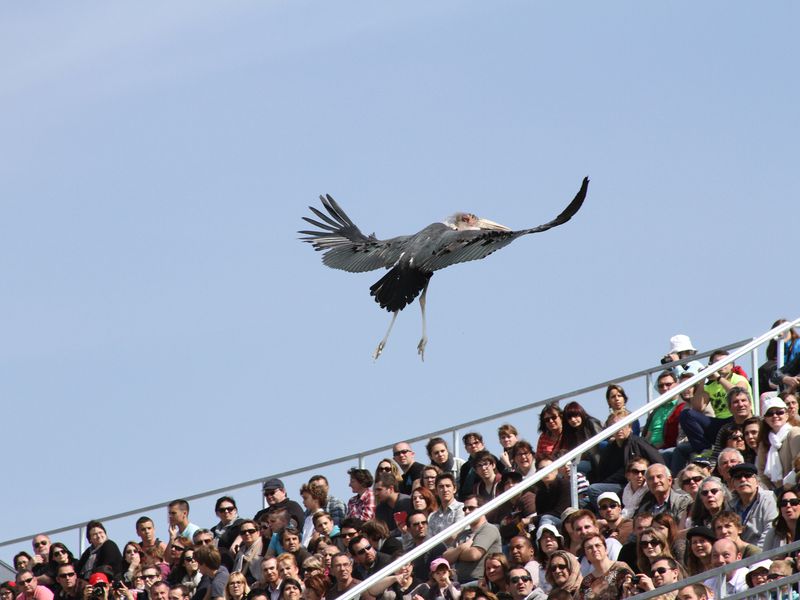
[300, 177, 589, 360]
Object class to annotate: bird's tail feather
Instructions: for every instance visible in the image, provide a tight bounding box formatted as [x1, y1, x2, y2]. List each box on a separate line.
[370, 267, 432, 313]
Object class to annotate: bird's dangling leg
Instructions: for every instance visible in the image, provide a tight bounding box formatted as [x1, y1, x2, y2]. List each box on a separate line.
[373, 310, 399, 361]
[417, 281, 430, 361]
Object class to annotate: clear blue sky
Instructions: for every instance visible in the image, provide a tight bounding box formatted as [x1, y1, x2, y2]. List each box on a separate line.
[2, 1, 797, 559]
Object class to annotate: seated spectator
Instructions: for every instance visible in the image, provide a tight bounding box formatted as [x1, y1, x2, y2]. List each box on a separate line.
[361, 519, 402, 558]
[327, 553, 360, 600]
[417, 465, 442, 492]
[254, 556, 281, 600]
[767, 559, 795, 585]
[764, 487, 800, 550]
[16, 570, 54, 600]
[756, 396, 800, 490]
[119, 543, 143, 586]
[662, 334, 704, 379]
[374, 459, 403, 491]
[715, 448, 744, 488]
[667, 368, 713, 474]
[674, 464, 705, 500]
[605, 384, 640, 436]
[345, 467, 375, 522]
[173, 549, 202, 597]
[677, 583, 713, 600]
[543, 550, 583, 598]
[510, 533, 544, 588]
[620, 458, 650, 519]
[135, 517, 167, 564]
[373, 473, 412, 535]
[29, 535, 51, 582]
[683, 527, 715, 577]
[410, 486, 439, 518]
[782, 391, 800, 425]
[532, 454, 570, 529]
[497, 424, 519, 471]
[617, 512, 650, 572]
[635, 464, 692, 524]
[642, 370, 680, 451]
[52, 563, 84, 600]
[704, 349, 753, 418]
[275, 554, 301, 585]
[210, 496, 244, 551]
[652, 513, 684, 563]
[728, 463, 778, 547]
[711, 511, 760, 558]
[363, 562, 418, 600]
[459, 433, 504, 501]
[300, 487, 326, 547]
[428, 473, 464, 538]
[558, 401, 603, 476]
[254, 480, 305, 533]
[425, 438, 465, 490]
[195, 546, 229, 600]
[495, 471, 536, 542]
[718, 425, 747, 460]
[224, 572, 250, 600]
[506, 566, 545, 600]
[15, 551, 33, 572]
[167, 500, 200, 543]
[278, 527, 309, 576]
[44, 543, 76, 589]
[442, 496, 501, 585]
[392, 442, 426, 495]
[680, 383, 753, 459]
[577, 533, 632, 600]
[596, 492, 632, 543]
[687, 476, 731, 529]
[635, 527, 673, 574]
[589, 411, 663, 509]
[536, 403, 563, 458]
[303, 572, 330, 600]
[347, 534, 392, 581]
[622, 555, 685, 599]
[307, 475, 346, 526]
[422, 558, 461, 600]
[477, 553, 510, 596]
[704, 538, 747, 598]
[277, 578, 302, 600]
[232, 520, 263, 583]
[75, 520, 123, 581]
[569, 510, 623, 576]
[471, 450, 502, 504]
[509, 441, 535, 478]
[405, 510, 446, 583]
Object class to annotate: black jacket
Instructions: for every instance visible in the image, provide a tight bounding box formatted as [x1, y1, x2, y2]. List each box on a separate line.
[591, 434, 664, 484]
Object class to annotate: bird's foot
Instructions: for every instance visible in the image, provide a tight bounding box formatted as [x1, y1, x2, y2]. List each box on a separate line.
[373, 341, 386, 361]
[417, 337, 427, 362]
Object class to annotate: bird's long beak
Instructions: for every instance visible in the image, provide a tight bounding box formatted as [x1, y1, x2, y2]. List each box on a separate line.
[475, 218, 511, 232]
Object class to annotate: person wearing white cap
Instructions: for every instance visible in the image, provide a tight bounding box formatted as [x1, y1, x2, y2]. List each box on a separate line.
[662, 334, 704, 379]
[756, 396, 800, 490]
[596, 492, 632, 542]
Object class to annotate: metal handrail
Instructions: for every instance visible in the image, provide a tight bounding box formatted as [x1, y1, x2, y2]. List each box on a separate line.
[0, 337, 752, 552]
[341, 319, 799, 600]
[631, 537, 800, 600]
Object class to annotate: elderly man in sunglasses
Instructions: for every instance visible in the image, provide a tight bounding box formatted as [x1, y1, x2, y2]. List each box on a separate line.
[728, 463, 778, 547]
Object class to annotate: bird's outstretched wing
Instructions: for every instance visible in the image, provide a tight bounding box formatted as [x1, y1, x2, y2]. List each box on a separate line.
[299, 194, 411, 273]
[420, 177, 589, 272]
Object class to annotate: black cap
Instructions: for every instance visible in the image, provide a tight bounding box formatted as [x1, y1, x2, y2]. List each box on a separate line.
[262, 478, 285, 491]
[728, 463, 758, 477]
[686, 526, 716, 543]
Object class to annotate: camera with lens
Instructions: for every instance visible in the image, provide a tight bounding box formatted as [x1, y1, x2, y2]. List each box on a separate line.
[660, 355, 673, 365]
[112, 579, 123, 591]
[92, 585, 107, 599]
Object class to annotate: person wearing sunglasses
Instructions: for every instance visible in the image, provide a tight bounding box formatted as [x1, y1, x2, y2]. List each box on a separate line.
[348, 534, 392, 581]
[729, 463, 779, 547]
[231, 520, 262, 583]
[211, 497, 244, 552]
[623, 555, 685, 598]
[764, 487, 800, 551]
[756, 397, 800, 491]
[635, 528, 673, 575]
[506, 566, 544, 600]
[16, 570, 53, 600]
[544, 550, 582, 598]
[536, 403, 563, 458]
[596, 492, 632, 542]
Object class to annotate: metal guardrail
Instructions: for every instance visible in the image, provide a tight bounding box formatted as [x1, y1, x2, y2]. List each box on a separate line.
[341, 319, 799, 600]
[0, 337, 754, 555]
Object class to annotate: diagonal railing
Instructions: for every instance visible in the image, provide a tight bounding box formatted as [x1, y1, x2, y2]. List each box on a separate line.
[340, 318, 800, 600]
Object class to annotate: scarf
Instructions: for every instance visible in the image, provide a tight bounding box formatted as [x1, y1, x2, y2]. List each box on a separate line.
[766, 423, 792, 485]
[438, 454, 455, 473]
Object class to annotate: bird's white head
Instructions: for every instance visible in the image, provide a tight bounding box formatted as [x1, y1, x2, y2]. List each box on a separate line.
[444, 212, 512, 232]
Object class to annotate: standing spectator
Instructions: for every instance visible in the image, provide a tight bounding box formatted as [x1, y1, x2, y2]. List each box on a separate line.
[426, 438, 465, 489]
[536, 403, 563, 458]
[307, 475, 347, 526]
[211, 497, 244, 551]
[345, 468, 375, 521]
[135, 517, 167, 563]
[75, 521, 123, 581]
[392, 442, 426, 495]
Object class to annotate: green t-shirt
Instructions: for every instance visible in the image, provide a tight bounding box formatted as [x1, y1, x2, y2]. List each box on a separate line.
[705, 373, 752, 418]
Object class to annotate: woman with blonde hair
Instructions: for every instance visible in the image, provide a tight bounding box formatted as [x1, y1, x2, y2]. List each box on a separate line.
[635, 527, 673, 574]
[224, 572, 250, 600]
[544, 550, 583, 597]
[374, 458, 403, 488]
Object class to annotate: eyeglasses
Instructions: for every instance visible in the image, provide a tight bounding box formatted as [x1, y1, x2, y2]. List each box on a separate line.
[196, 538, 214, 545]
[183, 556, 197, 562]
[767, 574, 782, 581]
[627, 468, 646, 476]
[657, 381, 676, 389]
[410, 521, 427, 527]
[34, 540, 49, 548]
[652, 567, 672, 575]
[142, 574, 159, 581]
[599, 502, 619, 510]
[355, 544, 373, 556]
[172, 546, 185, 552]
[264, 489, 280, 496]
[240, 528, 257, 535]
[393, 449, 412, 456]
[509, 575, 532, 583]
[682, 476, 704, 485]
[728, 434, 744, 441]
[549, 563, 568, 572]
[700, 488, 720, 496]
[57, 573, 76, 579]
[229, 582, 245, 587]
[766, 410, 787, 417]
[476, 461, 493, 469]
[463, 505, 478, 512]
[732, 472, 755, 480]
[543, 415, 560, 422]
[780, 498, 800, 507]
[378, 467, 393, 472]
[53, 549, 67, 556]
[217, 506, 236, 513]
[640, 539, 661, 548]
[19, 578, 34, 585]
[341, 530, 358, 537]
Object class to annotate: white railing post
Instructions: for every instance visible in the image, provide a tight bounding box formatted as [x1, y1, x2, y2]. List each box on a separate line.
[645, 372, 653, 404]
[570, 457, 579, 507]
[751, 345, 760, 416]
[452, 429, 460, 460]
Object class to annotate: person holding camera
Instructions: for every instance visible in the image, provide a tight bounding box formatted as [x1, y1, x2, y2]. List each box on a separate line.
[622, 556, 685, 600]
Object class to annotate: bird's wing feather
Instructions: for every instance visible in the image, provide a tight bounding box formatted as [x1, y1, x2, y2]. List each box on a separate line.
[299, 194, 411, 273]
[421, 176, 589, 272]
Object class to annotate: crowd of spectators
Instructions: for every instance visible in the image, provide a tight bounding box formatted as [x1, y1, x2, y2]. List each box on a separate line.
[5, 326, 800, 600]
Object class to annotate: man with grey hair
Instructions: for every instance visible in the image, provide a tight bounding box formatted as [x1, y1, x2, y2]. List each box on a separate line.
[728, 463, 778, 547]
[634, 464, 692, 522]
[716, 447, 744, 489]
